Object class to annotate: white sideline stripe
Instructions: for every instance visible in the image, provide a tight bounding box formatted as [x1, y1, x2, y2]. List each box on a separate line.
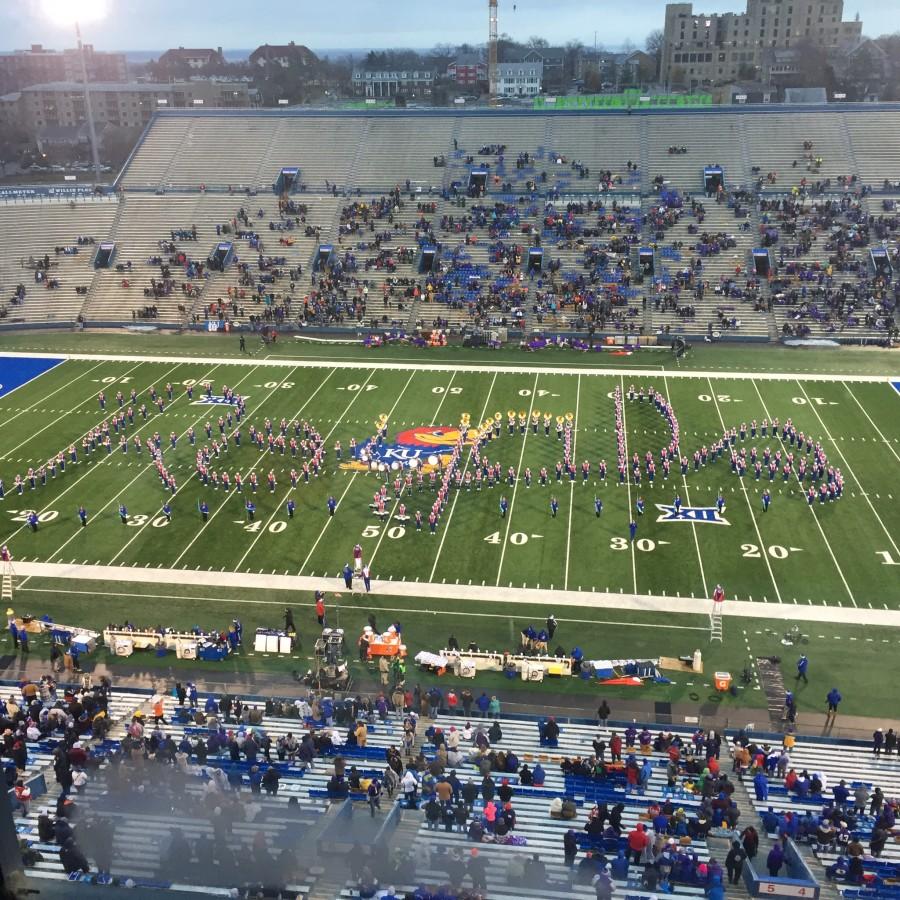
[0, 351, 895, 383]
[15, 586, 710, 631]
[12, 560, 900, 628]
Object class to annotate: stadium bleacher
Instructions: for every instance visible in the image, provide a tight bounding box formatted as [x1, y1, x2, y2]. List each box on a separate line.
[4, 107, 898, 342]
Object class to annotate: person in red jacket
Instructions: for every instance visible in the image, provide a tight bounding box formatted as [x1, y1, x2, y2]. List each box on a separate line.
[610, 732, 623, 762]
[628, 822, 650, 864]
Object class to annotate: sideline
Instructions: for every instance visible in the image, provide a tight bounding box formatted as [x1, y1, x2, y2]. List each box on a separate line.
[11, 560, 900, 628]
[0, 350, 894, 384]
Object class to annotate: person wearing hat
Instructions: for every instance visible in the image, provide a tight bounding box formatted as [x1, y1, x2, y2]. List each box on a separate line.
[468, 848, 487, 891]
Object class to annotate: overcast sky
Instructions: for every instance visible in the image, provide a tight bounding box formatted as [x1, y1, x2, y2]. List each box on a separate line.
[3, 0, 896, 54]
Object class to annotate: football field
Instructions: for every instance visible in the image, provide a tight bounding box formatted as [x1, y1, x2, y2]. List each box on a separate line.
[1, 348, 899, 612]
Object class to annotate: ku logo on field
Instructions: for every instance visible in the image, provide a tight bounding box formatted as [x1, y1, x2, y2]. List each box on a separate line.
[655, 504, 730, 526]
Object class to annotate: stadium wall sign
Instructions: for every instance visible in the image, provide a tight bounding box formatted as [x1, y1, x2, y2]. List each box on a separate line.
[0, 185, 114, 199]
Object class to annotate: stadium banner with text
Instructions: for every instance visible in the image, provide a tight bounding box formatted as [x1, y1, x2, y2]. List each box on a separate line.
[0, 185, 115, 200]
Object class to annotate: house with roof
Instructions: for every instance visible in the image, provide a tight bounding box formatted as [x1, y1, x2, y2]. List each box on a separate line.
[447, 52, 486, 86]
[249, 43, 318, 68]
[157, 47, 225, 70]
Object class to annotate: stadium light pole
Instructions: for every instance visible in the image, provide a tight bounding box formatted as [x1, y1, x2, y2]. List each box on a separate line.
[42, 0, 108, 186]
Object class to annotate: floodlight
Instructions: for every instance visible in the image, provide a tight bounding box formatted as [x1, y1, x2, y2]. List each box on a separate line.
[42, 0, 108, 26]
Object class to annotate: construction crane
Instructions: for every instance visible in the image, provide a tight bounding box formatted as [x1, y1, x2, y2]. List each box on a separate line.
[488, 0, 499, 105]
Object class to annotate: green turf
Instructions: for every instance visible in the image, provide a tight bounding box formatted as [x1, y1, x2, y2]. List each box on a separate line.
[11, 576, 900, 719]
[1, 356, 898, 609]
[0, 342, 898, 721]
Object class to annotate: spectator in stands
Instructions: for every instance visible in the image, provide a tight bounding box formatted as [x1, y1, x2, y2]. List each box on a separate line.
[467, 848, 487, 891]
[766, 840, 785, 876]
[853, 784, 869, 816]
[401, 767, 419, 809]
[627, 822, 649, 865]
[741, 825, 759, 860]
[597, 700, 611, 726]
[562, 828, 579, 867]
[726, 840, 747, 885]
[59, 837, 90, 875]
[871, 822, 889, 857]
[873, 728, 884, 755]
[753, 769, 769, 801]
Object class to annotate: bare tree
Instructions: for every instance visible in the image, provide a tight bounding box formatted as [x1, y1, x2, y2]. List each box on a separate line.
[645, 29, 665, 82]
[646, 29, 664, 55]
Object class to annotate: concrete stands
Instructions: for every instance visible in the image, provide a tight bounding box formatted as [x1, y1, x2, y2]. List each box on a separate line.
[844, 110, 900, 188]
[0, 197, 117, 326]
[729, 732, 900, 899]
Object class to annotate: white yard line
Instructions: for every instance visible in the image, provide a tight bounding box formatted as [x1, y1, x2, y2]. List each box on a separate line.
[796, 380, 900, 560]
[842, 381, 900, 469]
[230, 369, 344, 572]
[563, 374, 581, 591]
[428, 372, 498, 582]
[368, 372, 456, 568]
[14, 559, 900, 628]
[707, 377, 783, 603]
[299, 370, 411, 575]
[750, 379, 856, 607]
[157, 365, 309, 569]
[495, 373, 539, 587]
[0, 359, 107, 438]
[0, 350, 894, 384]
[662, 373, 709, 599]
[0, 362, 214, 549]
[367, 372, 456, 571]
[427, 371, 457, 426]
[2, 360, 149, 461]
[618, 375, 638, 595]
[44, 364, 235, 564]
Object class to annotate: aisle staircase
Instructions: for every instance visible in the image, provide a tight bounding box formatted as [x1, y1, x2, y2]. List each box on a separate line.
[345, 119, 372, 194]
[839, 115, 861, 181]
[252, 117, 289, 192]
[755, 656, 790, 732]
[639, 118, 651, 194]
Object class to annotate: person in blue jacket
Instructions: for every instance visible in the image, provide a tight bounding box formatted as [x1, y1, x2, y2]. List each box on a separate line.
[826, 687, 842, 722]
[754, 770, 769, 801]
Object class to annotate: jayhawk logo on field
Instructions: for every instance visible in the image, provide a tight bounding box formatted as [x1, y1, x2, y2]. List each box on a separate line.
[340, 426, 479, 472]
